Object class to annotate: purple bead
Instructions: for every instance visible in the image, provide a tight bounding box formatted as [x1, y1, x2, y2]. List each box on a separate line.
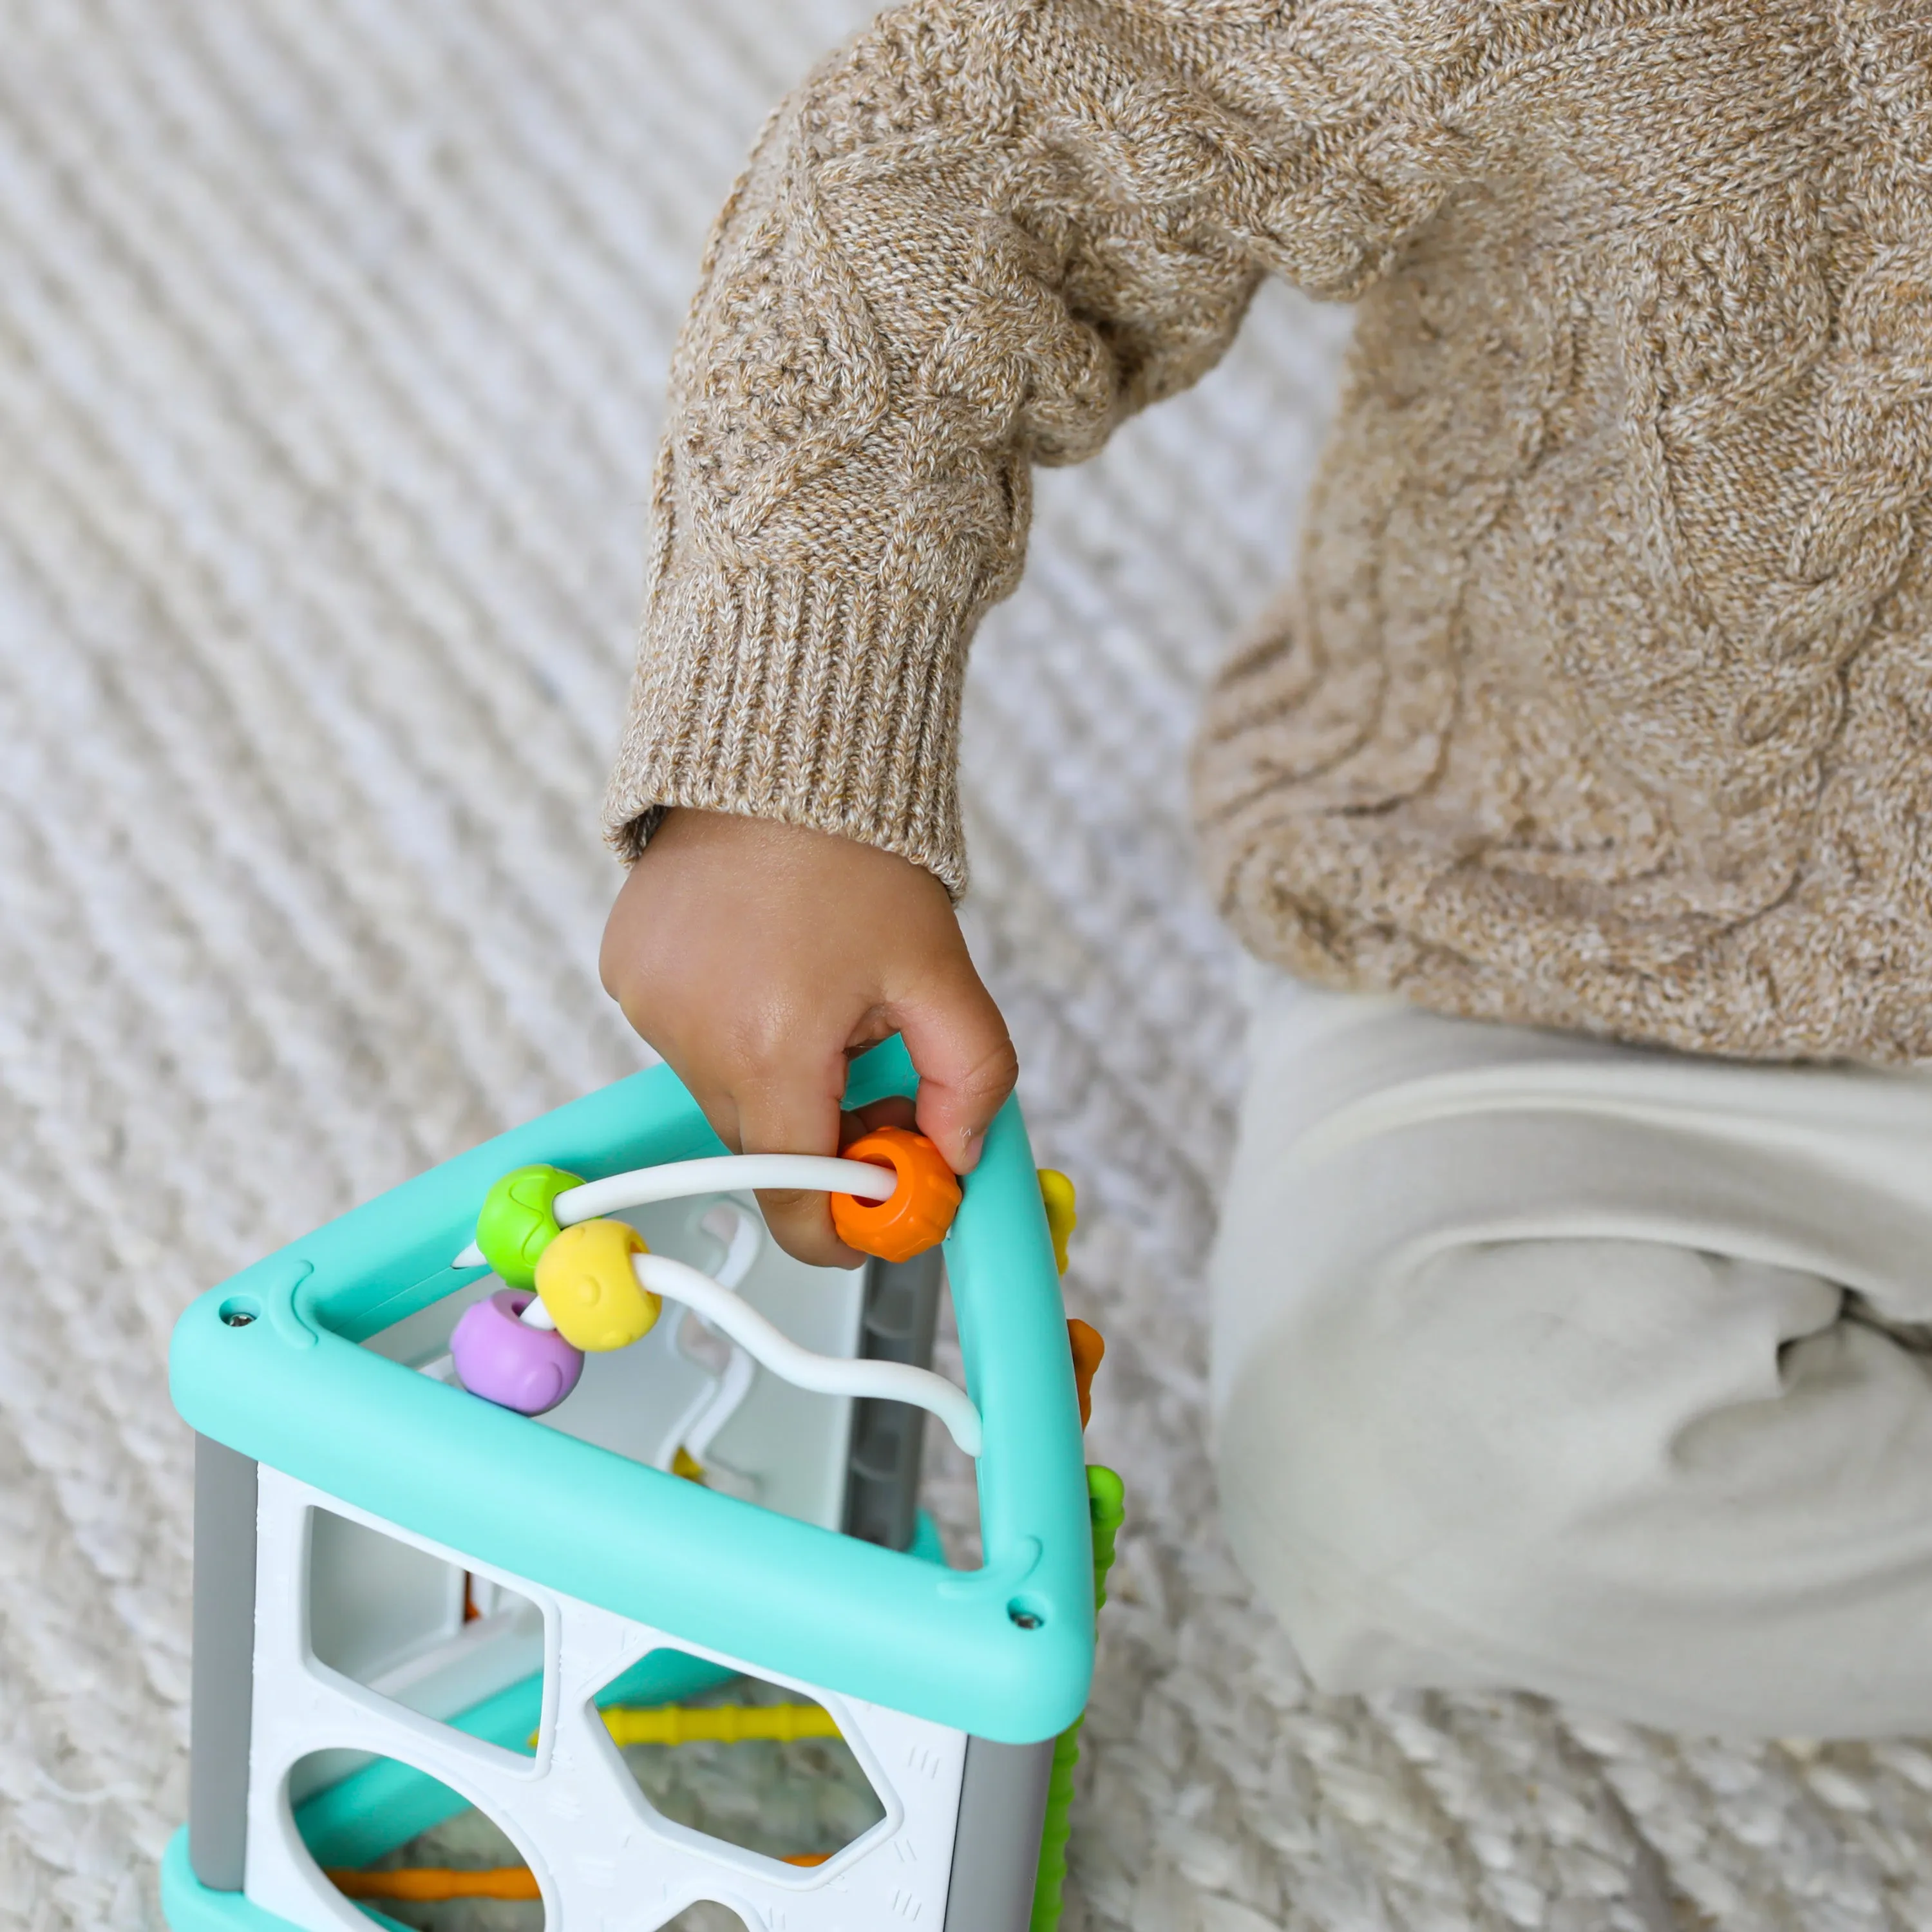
[451, 1290, 585, 1416]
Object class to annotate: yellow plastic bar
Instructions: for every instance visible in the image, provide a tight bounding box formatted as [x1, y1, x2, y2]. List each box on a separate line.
[602, 1701, 842, 1746]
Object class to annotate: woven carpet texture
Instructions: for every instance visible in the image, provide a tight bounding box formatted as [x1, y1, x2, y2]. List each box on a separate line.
[7, 3, 1932, 1929]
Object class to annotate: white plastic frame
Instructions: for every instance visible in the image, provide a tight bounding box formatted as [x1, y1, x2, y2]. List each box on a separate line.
[243, 1468, 971, 1931]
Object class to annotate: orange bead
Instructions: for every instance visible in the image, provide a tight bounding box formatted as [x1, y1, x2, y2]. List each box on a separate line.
[830, 1127, 962, 1262]
[1067, 1318, 1106, 1430]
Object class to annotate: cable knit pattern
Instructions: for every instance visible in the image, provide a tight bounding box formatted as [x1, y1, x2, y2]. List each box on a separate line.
[607, 0, 1492, 887]
[612, 0, 1932, 1062]
[19, 3, 1932, 1926]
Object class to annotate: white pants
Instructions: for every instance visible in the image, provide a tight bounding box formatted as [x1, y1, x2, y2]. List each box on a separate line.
[1210, 974, 1932, 1738]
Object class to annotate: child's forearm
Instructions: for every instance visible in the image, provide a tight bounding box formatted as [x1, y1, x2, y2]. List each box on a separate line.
[597, 3, 1509, 1253]
[605, 0, 1444, 887]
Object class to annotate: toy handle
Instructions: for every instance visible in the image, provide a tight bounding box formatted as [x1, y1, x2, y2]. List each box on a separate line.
[558, 1155, 895, 1226]
[451, 1154, 897, 1271]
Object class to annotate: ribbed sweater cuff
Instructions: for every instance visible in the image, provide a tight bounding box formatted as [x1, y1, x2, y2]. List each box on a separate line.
[603, 564, 971, 897]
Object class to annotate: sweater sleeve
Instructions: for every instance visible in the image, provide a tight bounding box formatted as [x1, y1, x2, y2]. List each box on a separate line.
[605, 0, 1475, 889]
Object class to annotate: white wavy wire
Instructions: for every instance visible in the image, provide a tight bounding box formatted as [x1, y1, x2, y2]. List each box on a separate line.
[3, 3, 1929, 1929]
[464, 1153, 981, 1452]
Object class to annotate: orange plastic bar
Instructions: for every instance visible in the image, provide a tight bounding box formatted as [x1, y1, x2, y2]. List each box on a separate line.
[327, 1866, 539, 1901]
[330, 1855, 830, 1899]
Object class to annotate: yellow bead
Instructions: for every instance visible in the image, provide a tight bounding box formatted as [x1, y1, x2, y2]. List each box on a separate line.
[533, 1219, 660, 1352]
[1038, 1169, 1077, 1276]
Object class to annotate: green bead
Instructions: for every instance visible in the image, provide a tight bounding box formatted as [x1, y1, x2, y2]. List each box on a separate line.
[475, 1164, 583, 1289]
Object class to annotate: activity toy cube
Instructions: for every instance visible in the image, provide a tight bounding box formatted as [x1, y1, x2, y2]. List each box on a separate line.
[161, 1038, 1119, 1931]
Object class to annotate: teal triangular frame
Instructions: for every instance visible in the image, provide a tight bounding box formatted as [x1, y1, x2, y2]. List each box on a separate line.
[170, 1039, 1094, 1743]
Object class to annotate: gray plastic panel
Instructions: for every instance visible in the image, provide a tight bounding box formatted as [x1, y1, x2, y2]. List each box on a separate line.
[841, 1249, 943, 1550]
[943, 1734, 1057, 1932]
[188, 1435, 258, 1891]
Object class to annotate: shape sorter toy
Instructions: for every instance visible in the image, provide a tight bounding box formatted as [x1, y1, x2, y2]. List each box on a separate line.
[161, 1036, 1122, 1932]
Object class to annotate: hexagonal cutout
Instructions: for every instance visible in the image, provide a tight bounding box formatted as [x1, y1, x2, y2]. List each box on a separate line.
[306, 1507, 544, 1759]
[591, 1647, 887, 1868]
[289, 1748, 546, 1929]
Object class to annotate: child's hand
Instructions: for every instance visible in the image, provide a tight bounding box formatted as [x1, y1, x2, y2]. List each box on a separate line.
[600, 809, 1018, 1268]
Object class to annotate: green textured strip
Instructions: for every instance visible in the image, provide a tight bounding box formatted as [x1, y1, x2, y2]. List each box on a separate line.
[1029, 1465, 1124, 1932]
[1030, 1722, 1083, 1931]
[1087, 1466, 1124, 1609]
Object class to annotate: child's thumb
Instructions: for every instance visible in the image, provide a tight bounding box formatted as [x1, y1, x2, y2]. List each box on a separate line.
[895, 972, 1018, 1175]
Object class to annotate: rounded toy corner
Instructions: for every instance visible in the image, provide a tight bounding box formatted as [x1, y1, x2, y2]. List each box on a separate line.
[977, 1614, 1095, 1745]
[159, 1830, 305, 1931]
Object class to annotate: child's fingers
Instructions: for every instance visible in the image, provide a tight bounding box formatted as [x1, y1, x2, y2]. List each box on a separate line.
[895, 969, 1018, 1175]
[844, 1096, 916, 1139]
[732, 1064, 869, 1270]
[748, 1182, 859, 1269]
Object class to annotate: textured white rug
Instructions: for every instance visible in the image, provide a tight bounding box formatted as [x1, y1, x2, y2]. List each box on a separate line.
[6, 3, 1932, 1929]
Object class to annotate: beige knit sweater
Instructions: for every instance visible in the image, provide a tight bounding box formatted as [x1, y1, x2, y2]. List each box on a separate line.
[606, 0, 1932, 1064]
